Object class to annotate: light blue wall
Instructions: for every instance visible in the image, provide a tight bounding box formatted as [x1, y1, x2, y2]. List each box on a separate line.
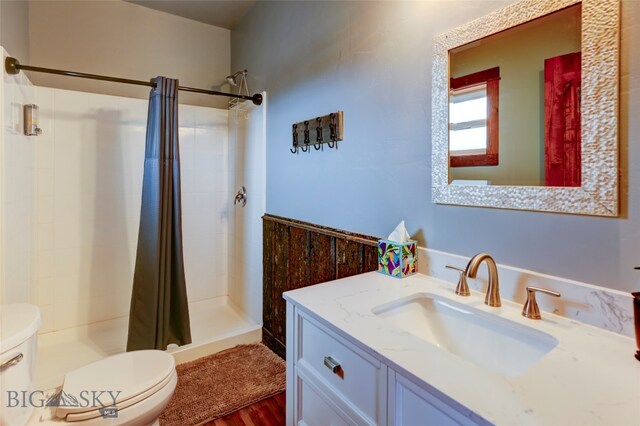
[231, 1, 640, 293]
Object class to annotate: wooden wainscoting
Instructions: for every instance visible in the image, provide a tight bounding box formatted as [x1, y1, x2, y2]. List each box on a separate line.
[262, 214, 379, 358]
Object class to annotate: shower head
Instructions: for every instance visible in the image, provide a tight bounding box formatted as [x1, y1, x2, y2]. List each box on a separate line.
[226, 70, 246, 86]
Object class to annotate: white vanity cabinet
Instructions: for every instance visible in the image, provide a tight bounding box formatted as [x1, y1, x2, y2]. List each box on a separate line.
[286, 302, 485, 426]
[286, 303, 388, 425]
[387, 370, 482, 426]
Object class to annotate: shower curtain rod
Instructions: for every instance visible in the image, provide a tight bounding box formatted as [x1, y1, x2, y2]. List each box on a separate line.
[4, 57, 263, 105]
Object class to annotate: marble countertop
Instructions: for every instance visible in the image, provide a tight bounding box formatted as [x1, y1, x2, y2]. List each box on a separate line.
[283, 271, 640, 425]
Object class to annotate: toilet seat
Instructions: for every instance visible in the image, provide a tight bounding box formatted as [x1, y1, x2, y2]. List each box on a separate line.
[55, 350, 176, 422]
[63, 369, 177, 422]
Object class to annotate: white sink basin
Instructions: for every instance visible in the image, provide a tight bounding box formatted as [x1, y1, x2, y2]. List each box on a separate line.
[372, 293, 558, 376]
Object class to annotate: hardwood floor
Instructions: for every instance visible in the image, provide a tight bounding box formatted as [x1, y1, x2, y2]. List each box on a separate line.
[206, 392, 286, 426]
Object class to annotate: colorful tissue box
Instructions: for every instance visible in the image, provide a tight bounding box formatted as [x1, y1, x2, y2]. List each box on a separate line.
[377, 239, 417, 278]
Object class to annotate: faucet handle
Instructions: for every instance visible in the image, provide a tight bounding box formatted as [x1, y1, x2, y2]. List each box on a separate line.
[522, 286, 561, 320]
[446, 265, 470, 297]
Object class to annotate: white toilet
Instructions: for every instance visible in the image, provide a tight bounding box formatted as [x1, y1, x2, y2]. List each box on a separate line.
[1, 304, 178, 426]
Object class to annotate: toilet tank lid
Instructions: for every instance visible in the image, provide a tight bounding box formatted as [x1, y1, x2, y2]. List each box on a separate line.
[0, 304, 41, 354]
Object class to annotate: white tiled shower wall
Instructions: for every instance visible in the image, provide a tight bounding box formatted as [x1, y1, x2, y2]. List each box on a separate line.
[2, 71, 231, 332]
[1, 49, 36, 305]
[227, 100, 266, 325]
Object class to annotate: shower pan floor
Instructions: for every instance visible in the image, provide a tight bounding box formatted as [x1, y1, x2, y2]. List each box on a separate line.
[34, 296, 261, 391]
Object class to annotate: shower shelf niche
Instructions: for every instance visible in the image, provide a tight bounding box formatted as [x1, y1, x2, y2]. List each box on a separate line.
[291, 111, 343, 154]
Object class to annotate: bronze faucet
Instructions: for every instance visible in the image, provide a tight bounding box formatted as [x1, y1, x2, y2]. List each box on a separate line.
[445, 265, 470, 296]
[465, 253, 501, 307]
[522, 286, 561, 319]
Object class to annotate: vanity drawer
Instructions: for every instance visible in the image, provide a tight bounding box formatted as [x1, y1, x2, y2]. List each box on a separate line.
[296, 311, 386, 425]
[389, 370, 481, 426]
[297, 377, 352, 426]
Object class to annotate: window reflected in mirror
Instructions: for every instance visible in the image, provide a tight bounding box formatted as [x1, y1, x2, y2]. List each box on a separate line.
[450, 85, 488, 154]
[449, 67, 499, 168]
[448, 4, 581, 187]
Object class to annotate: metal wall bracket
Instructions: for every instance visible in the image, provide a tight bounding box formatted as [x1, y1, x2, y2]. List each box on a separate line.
[5, 57, 20, 75]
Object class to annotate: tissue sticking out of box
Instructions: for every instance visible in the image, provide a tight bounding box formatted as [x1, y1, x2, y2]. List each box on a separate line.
[387, 220, 411, 243]
[378, 221, 417, 278]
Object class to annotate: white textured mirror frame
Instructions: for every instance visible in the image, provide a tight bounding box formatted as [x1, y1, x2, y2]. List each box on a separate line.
[431, 0, 619, 216]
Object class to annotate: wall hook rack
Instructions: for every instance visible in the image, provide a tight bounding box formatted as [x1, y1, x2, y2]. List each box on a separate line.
[290, 111, 343, 154]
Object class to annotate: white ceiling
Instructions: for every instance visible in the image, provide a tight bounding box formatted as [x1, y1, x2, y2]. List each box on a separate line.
[126, 0, 256, 30]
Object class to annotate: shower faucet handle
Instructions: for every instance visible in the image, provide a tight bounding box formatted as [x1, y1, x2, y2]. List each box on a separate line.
[234, 186, 247, 208]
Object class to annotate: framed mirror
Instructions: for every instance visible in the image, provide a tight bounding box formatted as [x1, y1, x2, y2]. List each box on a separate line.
[431, 0, 619, 216]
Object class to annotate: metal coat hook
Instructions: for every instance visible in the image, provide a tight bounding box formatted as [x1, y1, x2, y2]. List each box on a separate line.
[327, 113, 337, 149]
[303, 121, 310, 145]
[291, 124, 299, 154]
[302, 121, 311, 153]
[329, 113, 337, 142]
[314, 117, 323, 150]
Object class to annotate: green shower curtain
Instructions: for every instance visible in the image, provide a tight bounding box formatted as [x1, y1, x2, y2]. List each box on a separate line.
[127, 77, 191, 351]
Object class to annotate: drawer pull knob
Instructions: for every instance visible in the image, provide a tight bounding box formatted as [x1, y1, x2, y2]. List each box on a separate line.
[323, 356, 341, 374]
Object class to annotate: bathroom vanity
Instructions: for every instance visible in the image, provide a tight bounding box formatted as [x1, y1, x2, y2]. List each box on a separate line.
[284, 272, 639, 425]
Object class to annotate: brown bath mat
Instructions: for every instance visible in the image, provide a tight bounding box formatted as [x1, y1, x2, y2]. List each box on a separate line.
[159, 343, 286, 425]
